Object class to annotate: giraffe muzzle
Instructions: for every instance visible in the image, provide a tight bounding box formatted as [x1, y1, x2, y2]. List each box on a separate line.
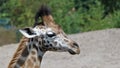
[68, 43, 80, 55]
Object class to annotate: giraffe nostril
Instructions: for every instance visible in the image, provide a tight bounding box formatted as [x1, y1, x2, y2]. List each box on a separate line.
[73, 43, 79, 47]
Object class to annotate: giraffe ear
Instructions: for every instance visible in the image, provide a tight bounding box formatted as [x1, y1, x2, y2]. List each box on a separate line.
[19, 28, 37, 38]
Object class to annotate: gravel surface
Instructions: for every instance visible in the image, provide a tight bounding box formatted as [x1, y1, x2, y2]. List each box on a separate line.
[0, 28, 120, 68]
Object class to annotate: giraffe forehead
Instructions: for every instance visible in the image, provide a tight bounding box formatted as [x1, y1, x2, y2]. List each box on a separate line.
[33, 27, 52, 35]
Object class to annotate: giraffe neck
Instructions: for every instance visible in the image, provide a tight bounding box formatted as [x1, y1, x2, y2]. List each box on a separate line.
[8, 37, 46, 68]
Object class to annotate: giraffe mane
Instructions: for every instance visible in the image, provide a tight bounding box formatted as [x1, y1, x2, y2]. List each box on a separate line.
[34, 5, 51, 27]
[34, 5, 62, 34]
[8, 37, 28, 67]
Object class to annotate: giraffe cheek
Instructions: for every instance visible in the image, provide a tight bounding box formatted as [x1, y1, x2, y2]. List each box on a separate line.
[27, 59, 33, 67]
[31, 56, 37, 62]
[34, 65, 39, 68]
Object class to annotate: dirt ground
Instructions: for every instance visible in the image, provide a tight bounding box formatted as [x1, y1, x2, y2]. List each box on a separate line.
[0, 28, 120, 68]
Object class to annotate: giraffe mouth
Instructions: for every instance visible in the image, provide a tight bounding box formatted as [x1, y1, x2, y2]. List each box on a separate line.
[68, 49, 76, 55]
[68, 49, 80, 55]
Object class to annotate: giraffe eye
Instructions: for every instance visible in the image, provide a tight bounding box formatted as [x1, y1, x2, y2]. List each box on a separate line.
[47, 31, 56, 37]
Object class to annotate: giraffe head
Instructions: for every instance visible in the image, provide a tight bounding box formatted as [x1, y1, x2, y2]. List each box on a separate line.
[19, 5, 80, 55]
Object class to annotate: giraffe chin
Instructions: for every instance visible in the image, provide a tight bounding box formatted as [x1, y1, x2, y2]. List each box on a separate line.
[68, 49, 80, 55]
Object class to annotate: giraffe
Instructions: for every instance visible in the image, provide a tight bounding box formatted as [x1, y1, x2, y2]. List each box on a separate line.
[8, 5, 80, 68]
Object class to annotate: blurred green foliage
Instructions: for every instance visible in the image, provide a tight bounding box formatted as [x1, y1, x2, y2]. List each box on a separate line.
[0, 0, 120, 34]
